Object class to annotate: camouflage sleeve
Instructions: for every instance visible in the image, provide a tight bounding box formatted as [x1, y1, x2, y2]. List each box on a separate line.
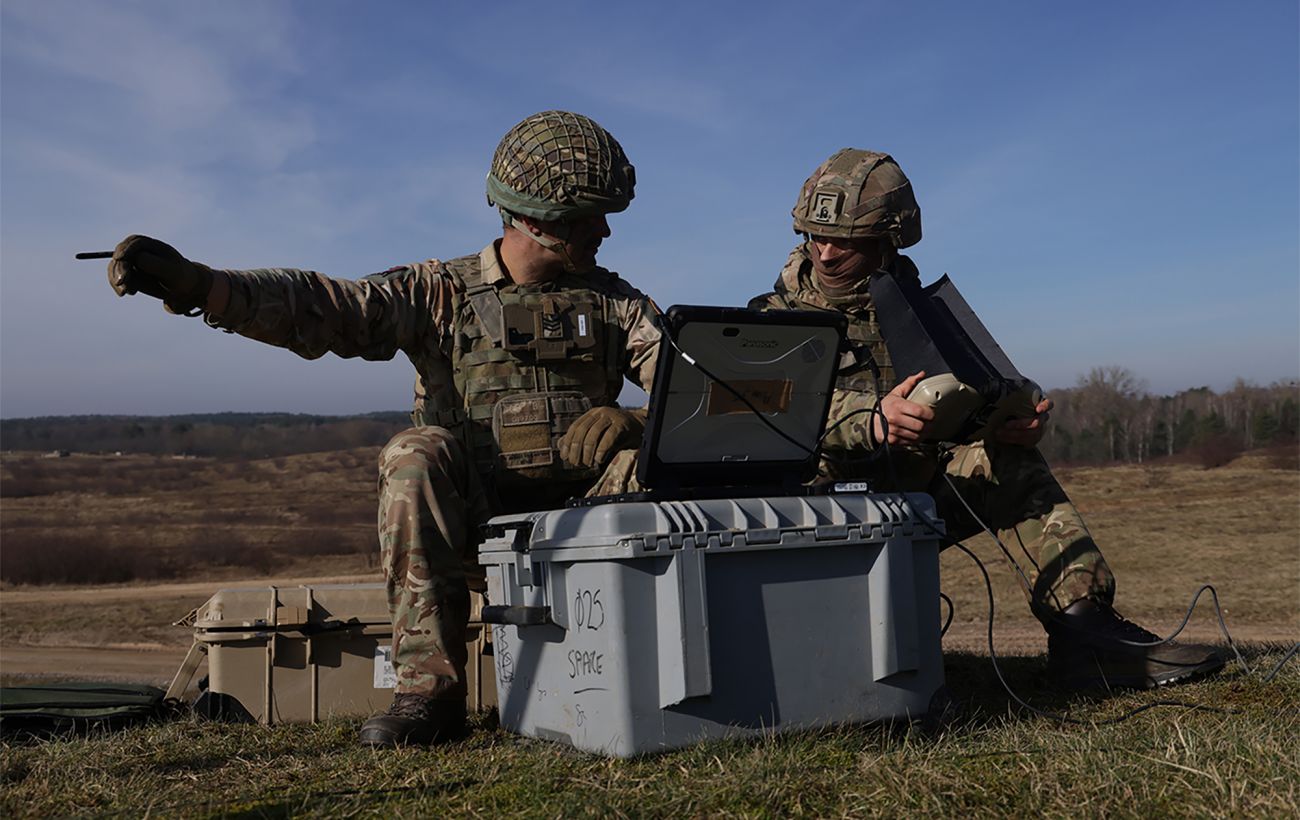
[203, 264, 453, 361]
[821, 386, 881, 454]
[605, 276, 662, 393]
[746, 291, 782, 311]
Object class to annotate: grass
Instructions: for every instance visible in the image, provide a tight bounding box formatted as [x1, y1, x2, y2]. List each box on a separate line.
[3, 646, 1297, 817]
[2, 449, 1297, 816]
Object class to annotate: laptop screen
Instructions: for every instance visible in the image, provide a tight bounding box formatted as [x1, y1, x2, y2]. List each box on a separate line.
[635, 305, 846, 492]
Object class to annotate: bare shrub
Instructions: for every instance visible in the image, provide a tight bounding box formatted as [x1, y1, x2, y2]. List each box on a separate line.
[1193, 434, 1244, 469]
[0, 532, 180, 585]
[1141, 467, 1170, 489]
[0, 477, 45, 498]
[173, 530, 277, 576]
[194, 507, 284, 526]
[1, 461, 56, 497]
[1265, 443, 1300, 471]
[278, 527, 371, 557]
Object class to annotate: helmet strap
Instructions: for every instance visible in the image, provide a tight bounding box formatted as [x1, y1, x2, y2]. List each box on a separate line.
[499, 208, 581, 273]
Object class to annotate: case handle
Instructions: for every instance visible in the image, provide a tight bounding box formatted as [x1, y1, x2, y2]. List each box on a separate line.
[480, 605, 552, 626]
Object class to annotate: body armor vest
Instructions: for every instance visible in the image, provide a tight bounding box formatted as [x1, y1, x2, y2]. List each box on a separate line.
[411, 256, 626, 491]
[761, 251, 924, 395]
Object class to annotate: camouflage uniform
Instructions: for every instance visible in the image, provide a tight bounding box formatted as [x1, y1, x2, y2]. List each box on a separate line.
[750, 245, 1115, 617]
[206, 241, 661, 697]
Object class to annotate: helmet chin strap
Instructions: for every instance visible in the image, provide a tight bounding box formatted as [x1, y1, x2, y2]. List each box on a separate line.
[499, 207, 582, 274]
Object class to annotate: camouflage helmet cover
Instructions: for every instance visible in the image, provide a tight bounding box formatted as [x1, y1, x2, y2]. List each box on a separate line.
[792, 148, 921, 248]
[486, 110, 636, 222]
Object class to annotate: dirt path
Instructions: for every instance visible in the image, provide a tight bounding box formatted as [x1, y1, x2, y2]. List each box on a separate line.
[0, 573, 380, 605]
[0, 574, 377, 686]
[0, 645, 195, 686]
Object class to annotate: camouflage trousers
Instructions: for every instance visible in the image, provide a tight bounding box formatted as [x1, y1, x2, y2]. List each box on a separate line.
[881, 441, 1116, 618]
[377, 426, 639, 699]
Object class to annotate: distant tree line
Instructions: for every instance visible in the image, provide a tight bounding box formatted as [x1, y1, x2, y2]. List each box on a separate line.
[2, 372, 1297, 466]
[0, 412, 411, 457]
[1038, 368, 1299, 467]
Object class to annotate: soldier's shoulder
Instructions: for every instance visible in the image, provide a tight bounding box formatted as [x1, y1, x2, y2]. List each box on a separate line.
[360, 256, 472, 290]
[587, 265, 650, 301]
[777, 245, 812, 291]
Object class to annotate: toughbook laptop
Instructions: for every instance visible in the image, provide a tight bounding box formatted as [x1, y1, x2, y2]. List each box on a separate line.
[581, 305, 846, 503]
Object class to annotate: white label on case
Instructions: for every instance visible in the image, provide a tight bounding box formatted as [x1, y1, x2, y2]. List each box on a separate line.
[374, 646, 397, 689]
[833, 482, 871, 493]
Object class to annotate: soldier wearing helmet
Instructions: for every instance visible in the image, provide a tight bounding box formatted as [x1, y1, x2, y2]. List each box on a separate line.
[106, 111, 662, 746]
[751, 148, 1224, 692]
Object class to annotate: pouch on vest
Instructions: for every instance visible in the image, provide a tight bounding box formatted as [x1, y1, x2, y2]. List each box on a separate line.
[492, 391, 599, 483]
[869, 272, 1041, 444]
[501, 296, 598, 360]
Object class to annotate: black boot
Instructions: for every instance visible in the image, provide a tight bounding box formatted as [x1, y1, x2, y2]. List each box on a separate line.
[358, 693, 467, 748]
[1046, 599, 1226, 691]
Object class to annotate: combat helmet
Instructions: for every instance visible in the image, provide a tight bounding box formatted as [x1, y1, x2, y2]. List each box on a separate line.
[792, 149, 921, 248]
[487, 110, 635, 223]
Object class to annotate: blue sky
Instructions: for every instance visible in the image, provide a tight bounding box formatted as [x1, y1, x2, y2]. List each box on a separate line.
[1, 0, 1296, 417]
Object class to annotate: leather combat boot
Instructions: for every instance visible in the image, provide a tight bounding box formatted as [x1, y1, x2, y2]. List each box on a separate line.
[358, 693, 467, 748]
[1046, 599, 1226, 691]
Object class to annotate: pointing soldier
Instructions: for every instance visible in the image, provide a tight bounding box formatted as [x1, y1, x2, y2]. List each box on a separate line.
[106, 111, 662, 746]
[750, 149, 1225, 690]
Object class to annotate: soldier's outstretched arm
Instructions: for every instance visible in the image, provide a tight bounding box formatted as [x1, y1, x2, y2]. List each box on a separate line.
[107, 235, 453, 362]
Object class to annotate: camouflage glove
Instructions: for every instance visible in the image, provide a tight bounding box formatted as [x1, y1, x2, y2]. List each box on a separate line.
[558, 406, 646, 470]
[108, 234, 214, 315]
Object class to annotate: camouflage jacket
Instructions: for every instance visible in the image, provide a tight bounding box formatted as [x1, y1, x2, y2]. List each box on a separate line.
[748, 244, 923, 454]
[206, 242, 661, 484]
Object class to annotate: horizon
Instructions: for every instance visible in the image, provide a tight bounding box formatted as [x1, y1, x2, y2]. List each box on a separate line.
[3, 374, 1298, 422]
[2, 1, 1297, 418]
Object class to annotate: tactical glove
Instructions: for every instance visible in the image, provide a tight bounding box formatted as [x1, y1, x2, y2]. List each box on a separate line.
[558, 406, 646, 470]
[108, 234, 214, 315]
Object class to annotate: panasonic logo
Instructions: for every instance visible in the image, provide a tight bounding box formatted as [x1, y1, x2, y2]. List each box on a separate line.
[740, 339, 780, 348]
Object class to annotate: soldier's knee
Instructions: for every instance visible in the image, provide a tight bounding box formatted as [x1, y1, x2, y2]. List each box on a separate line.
[379, 426, 463, 478]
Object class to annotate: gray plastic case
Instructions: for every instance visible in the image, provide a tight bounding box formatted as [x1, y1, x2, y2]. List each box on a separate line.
[479, 492, 945, 757]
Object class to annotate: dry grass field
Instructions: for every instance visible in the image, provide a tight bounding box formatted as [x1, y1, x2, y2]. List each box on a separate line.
[1, 448, 1297, 683]
[2, 448, 1298, 817]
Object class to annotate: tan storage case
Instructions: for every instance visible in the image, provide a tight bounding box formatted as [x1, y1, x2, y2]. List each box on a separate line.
[176, 583, 495, 724]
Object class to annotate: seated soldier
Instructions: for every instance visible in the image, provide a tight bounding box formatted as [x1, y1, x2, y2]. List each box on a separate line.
[749, 148, 1225, 690]
[105, 111, 661, 746]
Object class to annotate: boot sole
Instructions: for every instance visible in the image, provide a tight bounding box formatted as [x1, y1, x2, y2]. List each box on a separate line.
[1054, 656, 1226, 692]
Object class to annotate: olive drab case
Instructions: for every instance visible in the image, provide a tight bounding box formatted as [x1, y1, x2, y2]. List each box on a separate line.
[868, 273, 1041, 443]
[167, 584, 495, 724]
[479, 492, 948, 757]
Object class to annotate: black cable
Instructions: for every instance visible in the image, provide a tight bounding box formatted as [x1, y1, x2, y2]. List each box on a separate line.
[855, 368, 1272, 723]
[658, 315, 823, 459]
[657, 309, 888, 471]
[949, 538, 1223, 725]
[939, 592, 954, 638]
[1263, 642, 1300, 683]
[939, 470, 1063, 614]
